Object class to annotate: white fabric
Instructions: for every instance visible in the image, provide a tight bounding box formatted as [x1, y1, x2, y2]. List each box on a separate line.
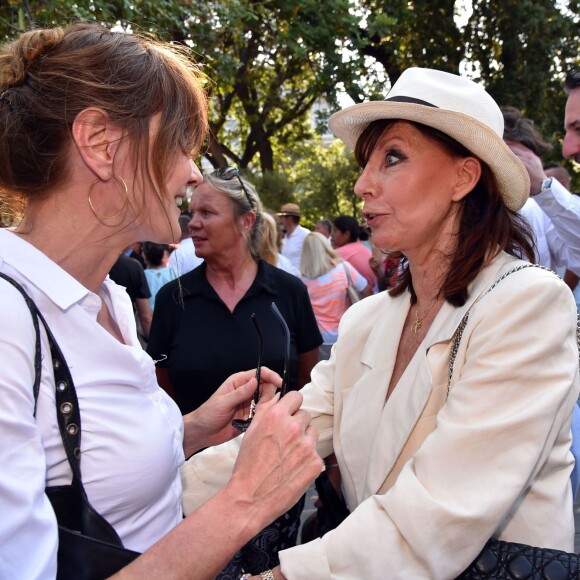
[0, 229, 184, 579]
[168, 236, 204, 276]
[276, 252, 300, 276]
[281, 225, 310, 270]
[519, 198, 568, 272]
[181, 252, 579, 579]
[531, 178, 580, 277]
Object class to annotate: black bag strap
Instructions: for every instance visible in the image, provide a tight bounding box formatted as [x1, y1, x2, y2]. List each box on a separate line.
[0, 272, 84, 491]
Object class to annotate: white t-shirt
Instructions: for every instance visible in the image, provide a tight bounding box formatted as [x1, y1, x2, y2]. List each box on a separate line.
[0, 229, 184, 578]
[276, 253, 300, 276]
[281, 225, 310, 270]
[168, 236, 203, 276]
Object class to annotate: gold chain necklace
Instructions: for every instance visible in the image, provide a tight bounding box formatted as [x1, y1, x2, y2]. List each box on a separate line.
[411, 300, 439, 334]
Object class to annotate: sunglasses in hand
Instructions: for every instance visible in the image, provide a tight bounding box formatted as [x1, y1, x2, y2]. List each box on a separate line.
[232, 302, 290, 433]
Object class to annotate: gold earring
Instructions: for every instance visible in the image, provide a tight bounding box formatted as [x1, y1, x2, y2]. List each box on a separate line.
[88, 176, 128, 220]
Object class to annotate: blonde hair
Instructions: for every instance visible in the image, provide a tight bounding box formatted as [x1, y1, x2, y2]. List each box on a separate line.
[301, 232, 342, 279]
[258, 212, 279, 266]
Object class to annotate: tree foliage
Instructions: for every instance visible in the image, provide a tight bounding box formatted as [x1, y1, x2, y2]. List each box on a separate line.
[0, 0, 578, 209]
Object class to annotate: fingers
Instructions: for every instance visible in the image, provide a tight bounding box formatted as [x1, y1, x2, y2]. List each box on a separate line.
[231, 391, 322, 523]
[256, 366, 282, 388]
[223, 377, 258, 407]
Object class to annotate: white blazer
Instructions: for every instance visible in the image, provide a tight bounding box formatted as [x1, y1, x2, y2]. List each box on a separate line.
[181, 252, 579, 579]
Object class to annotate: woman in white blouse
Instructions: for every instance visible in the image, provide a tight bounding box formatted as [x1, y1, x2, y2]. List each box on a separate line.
[0, 23, 321, 578]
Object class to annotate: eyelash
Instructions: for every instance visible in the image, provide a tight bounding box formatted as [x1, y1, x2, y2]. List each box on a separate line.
[385, 150, 404, 166]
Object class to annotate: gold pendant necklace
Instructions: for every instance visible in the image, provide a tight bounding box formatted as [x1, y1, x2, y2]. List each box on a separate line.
[411, 300, 438, 334]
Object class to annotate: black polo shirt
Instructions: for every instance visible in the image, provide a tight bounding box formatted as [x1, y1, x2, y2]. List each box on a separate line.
[147, 261, 322, 414]
[109, 255, 151, 303]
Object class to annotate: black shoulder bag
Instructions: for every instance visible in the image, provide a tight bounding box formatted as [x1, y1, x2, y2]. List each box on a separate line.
[454, 265, 580, 579]
[1, 273, 140, 580]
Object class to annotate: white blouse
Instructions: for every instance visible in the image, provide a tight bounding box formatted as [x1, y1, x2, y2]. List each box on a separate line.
[0, 229, 184, 579]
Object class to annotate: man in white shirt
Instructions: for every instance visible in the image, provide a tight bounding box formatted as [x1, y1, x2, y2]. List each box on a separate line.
[277, 202, 310, 270]
[168, 213, 204, 276]
[502, 106, 580, 276]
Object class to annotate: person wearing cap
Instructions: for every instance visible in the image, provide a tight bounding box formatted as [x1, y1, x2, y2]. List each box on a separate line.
[278, 202, 310, 270]
[181, 68, 579, 579]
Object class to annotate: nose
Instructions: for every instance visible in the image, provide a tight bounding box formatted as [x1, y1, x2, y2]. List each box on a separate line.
[187, 212, 198, 234]
[354, 166, 371, 199]
[188, 160, 203, 186]
[562, 130, 580, 162]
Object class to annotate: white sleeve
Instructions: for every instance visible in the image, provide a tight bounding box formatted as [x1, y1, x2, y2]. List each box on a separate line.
[279, 271, 579, 579]
[0, 282, 58, 579]
[534, 179, 580, 269]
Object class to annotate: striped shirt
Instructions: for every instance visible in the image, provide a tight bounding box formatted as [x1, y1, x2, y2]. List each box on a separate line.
[302, 262, 368, 345]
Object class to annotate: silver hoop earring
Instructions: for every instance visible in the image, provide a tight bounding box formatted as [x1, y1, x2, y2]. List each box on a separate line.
[88, 176, 128, 220]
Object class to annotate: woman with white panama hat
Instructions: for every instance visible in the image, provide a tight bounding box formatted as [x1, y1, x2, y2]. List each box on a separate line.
[181, 67, 580, 579]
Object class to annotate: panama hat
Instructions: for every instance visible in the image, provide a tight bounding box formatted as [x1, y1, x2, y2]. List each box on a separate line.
[277, 203, 301, 217]
[328, 67, 529, 211]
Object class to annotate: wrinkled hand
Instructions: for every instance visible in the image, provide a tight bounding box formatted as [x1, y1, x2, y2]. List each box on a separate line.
[227, 391, 322, 531]
[505, 140, 546, 196]
[183, 367, 281, 455]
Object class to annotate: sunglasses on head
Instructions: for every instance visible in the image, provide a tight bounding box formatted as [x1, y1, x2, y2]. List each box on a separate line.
[213, 166, 254, 210]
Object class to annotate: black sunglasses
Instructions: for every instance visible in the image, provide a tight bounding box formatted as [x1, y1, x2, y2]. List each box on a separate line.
[232, 301, 291, 433]
[213, 166, 254, 210]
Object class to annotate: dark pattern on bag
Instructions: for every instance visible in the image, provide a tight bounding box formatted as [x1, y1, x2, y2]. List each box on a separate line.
[216, 495, 305, 579]
[457, 538, 580, 579]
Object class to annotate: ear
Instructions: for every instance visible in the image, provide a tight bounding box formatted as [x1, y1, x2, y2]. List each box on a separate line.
[71, 108, 124, 181]
[452, 157, 482, 202]
[240, 211, 256, 233]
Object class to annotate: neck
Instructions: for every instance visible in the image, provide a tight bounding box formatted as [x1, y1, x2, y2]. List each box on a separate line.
[14, 198, 138, 294]
[285, 221, 298, 236]
[205, 250, 258, 289]
[408, 252, 450, 308]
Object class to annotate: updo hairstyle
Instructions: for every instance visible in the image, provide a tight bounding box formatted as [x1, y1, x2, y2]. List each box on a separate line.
[0, 23, 208, 215]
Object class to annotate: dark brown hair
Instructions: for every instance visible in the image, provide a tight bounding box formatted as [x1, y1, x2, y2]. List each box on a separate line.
[565, 70, 580, 95]
[501, 106, 552, 158]
[354, 119, 536, 307]
[0, 23, 208, 222]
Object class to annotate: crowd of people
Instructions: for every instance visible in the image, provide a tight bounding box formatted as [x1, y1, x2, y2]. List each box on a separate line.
[0, 20, 580, 580]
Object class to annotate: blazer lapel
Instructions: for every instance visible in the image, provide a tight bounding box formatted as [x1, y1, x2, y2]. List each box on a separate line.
[339, 292, 409, 504]
[346, 254, 513, 502]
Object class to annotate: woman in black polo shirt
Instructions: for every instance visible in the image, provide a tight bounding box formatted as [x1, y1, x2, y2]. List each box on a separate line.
[147, 169, 322, 579]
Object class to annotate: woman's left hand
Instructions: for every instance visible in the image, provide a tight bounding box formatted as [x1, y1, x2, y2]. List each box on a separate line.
[182, 367, 281, 456]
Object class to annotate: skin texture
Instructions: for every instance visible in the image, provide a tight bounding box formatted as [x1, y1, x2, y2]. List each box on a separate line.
[563, 88, 580, 163]
[330, 226, 350, 249]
